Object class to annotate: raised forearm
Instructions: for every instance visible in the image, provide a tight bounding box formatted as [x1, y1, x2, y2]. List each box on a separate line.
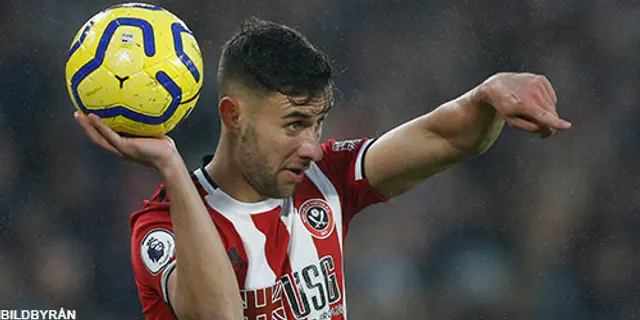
[158, 156, 242, 319]
[423, 88, 505, 158]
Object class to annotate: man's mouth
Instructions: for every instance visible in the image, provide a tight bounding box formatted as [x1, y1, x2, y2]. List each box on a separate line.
[283, 167, 306, 183]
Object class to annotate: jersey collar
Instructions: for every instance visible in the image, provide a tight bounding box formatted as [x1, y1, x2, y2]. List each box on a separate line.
[195, 155, 283, 215]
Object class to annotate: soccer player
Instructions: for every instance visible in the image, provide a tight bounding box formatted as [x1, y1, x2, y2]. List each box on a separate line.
[75, 18, 571, 320]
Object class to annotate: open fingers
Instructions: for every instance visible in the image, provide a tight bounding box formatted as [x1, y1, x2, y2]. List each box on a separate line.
[74, 112, 125, 157]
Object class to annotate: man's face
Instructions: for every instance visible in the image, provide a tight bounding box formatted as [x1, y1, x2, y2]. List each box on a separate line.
[236, 93, 330, 199]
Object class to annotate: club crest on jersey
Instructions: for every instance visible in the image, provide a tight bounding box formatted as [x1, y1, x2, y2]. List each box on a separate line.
[141, 229, 175, 275]
[299, 199, 335, 239]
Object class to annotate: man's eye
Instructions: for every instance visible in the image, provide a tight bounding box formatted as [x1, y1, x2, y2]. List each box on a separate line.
[287, 122, 301, 132]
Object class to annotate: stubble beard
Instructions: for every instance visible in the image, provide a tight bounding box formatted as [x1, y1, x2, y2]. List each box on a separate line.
[238, 123, 292, 199]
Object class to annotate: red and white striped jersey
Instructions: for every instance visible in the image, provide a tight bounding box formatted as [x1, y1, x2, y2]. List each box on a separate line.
[130, 138, 387, 320]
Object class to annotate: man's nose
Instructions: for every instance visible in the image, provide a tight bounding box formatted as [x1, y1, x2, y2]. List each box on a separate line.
[297, 129, 323, 163]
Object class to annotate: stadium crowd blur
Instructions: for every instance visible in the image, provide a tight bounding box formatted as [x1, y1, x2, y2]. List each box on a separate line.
[2, 0, 640, 319]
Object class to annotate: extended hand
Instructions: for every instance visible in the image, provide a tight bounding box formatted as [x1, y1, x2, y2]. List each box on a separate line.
[74, 112, 180, 169]
[475, 72, 572, 138]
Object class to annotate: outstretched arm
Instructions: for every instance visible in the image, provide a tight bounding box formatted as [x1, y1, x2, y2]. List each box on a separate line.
[365, 73, 572, 200]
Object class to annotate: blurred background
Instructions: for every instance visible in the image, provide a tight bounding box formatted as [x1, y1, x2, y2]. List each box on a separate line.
[1, 0, 639, 319]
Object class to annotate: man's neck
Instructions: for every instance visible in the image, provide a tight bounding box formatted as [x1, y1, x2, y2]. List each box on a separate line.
[204, 146, 267, 203]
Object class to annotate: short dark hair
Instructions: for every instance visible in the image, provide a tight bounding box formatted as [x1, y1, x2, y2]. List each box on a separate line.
[217, 18, 334, 109]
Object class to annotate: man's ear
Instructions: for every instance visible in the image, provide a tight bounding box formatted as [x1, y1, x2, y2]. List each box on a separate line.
[218, 97, 243, 133]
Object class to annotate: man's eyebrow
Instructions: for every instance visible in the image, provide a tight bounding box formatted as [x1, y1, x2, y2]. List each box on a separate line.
[281, 110, 327, 119]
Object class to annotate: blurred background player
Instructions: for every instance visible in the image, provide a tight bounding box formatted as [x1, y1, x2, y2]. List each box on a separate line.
[75, 18, 569, 319]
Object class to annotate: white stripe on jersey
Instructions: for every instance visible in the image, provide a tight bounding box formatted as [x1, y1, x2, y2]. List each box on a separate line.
[305, 162, 348, 318]
[354, 139, 374, 181]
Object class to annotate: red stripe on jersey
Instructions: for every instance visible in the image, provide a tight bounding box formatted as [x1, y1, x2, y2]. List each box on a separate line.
[209, 210, 249, 288]
[250, 210, 291, 277]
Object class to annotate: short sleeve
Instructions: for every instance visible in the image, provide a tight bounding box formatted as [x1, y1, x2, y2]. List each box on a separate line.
[130, 189, 178, 320]
[316, 138, 389, 224]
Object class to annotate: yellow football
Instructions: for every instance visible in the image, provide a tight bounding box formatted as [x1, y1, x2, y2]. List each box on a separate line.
[65, 3, 203, 137]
